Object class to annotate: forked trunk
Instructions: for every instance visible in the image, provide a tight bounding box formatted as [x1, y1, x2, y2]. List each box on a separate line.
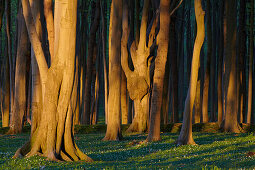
[176, 0, 205, 145]
[14, 0, 92, 162]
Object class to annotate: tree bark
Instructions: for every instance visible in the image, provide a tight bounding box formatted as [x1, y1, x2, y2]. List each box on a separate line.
[247, 0, 253, 124]
[202, 0, 211, 123]
[176, 0, 205, 145]
[147, 0, 171, 142]
[169, 14, 179, 123]
[8, 4, 31, 134]
[83, 0, 100, 125]
[14, 0, 92, 162]
[222, 0, 241, 133]
[217, 0, 224, 124]
[103, 0, 122, 141]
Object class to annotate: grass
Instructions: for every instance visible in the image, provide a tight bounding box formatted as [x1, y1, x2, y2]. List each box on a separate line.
[0, 131, 255, 169]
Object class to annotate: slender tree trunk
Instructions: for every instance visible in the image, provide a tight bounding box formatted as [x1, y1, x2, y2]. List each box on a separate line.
[103, 0, 122, 141]
[8, 4, 31, 134]
[176, 0, 205, 145]
[222, 0, 241, 133]
[247, 0, 253, 124]
[5, 0, 14, 122]
[100, 0, 108, 124]
[147, 0, 171, 142]
[83, 0, 100, 124]
[0, 0, 4, 31]
[237, 0, 246, 123]
[217, 0, 224, 124]
[169, 14, 179, 123]
[202, 0, 211, 123]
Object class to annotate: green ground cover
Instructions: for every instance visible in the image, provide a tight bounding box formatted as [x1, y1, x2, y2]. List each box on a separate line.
[0, 131, 255, 169]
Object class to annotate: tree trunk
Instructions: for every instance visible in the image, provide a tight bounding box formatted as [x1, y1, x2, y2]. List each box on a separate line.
[217, 0, 224, 124]
[103, 0, 122, 141]
[237, 0, 246, 123]
[247, 0, 253, 124]
[100, 0, 108, 124]
[14, 0, 92, 162]
[202, 0, 211, 123]
[147, 0, 171, 142]
[169, 14, 179, 123]
[8, 4, 31, 134]
[176, 0, 205, 145]
[222, 0, 241, 133]
[121, 0, 154, 133]
[0, 0, 4, 31]
[5, 0, 14, 124]
[83, 0, 100, 125]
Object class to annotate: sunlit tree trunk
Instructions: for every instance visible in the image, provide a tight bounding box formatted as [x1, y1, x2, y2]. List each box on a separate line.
[176, 0, 205, 145]
[147, 0, 171, 142]
[121, 0, 154, 133]
[103, 0, 122, 141]
[8, 4, 31, 134]
[14, 0, 92, 162]
[247, 0, 253, 124]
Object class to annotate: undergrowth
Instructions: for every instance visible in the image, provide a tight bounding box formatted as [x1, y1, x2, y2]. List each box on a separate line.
[0, 132, 255, 169]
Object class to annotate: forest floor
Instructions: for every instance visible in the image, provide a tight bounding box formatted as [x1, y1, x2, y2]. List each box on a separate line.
[0, 128, 255, 169]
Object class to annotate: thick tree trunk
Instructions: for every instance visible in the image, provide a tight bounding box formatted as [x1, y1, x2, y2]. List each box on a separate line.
[147, 0, 171, 142]
[30, 0, 43, 135]
[121, 0, 154, 133]
[8, 5, 31, 134]
[103, 0, 122, 141]
[222, 0, 241, 133]
[247, 0, 253, 124]
[176, 0, 205, 145]
[14, 0, 92, 162]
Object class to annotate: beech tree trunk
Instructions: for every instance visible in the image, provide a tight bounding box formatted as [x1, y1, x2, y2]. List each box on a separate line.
[222, 0, 241, 133]
[14, 0, 92, 162]
[8, 4, 31, 134]
[217, 0, 224, 124]
[103, 0, 122, 141]
[176, 0, 205, 145]
[202, 0, 211, 123]
[121, 0, 155, 133]
[247, 0, 253, 124]
[147, 0, 171, 142]
[169, 14, 179, 123]
[83, 0, 100, 125]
